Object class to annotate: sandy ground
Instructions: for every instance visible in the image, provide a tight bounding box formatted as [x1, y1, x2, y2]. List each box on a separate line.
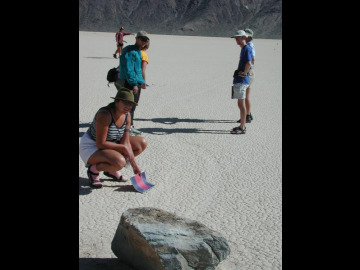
[79, 31, 282, 270]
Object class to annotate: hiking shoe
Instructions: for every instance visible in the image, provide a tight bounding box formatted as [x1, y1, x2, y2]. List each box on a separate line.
[113, 54, 117, 59]
[246, 114, 251, 123]
[237, 115, 252, 123]
[130, 125, 142, 135]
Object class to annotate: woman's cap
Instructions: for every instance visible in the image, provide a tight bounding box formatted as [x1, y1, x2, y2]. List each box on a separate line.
[136, 30, 149, 40]
[111, 87, 138, 106]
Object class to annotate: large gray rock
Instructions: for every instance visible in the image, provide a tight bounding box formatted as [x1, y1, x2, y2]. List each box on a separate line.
[111, 207, 231, 270]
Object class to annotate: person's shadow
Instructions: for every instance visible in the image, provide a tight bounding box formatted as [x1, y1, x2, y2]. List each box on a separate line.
[79, 123, 91, 128]
[79, 118, 234, 137]
[136, 117, 234, 125]
[79, 177, 137, 195]
[79, 258, 134, 270]
[79, 122, 91, 137]
[136, 127, 230, 135]
[131, 117, 232, 135]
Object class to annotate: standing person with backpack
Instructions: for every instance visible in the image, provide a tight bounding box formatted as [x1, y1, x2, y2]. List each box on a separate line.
[140, 39, 150, 89]
[114, 31, 150, 135]
[113, 27, 134, 59]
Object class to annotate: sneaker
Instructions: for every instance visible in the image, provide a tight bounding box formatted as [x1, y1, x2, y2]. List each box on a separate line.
[130, 125, 142, 135]
[113, 54, 117, 59]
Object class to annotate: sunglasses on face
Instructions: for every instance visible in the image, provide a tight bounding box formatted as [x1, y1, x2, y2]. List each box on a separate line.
[121, 100, 133, 106]
[139, 37, 149, 42]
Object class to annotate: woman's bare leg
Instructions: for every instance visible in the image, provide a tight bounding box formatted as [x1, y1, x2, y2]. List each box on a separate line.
[129, 136, 147, 156]
[87, 149, 126, 172]
[245, 87, 251, 115]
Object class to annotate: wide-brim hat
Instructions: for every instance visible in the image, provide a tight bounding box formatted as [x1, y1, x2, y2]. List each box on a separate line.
[136, 30, 149, 40]
[244, 28, 254, 37]
[111, 87, 138, 106]
[231, 30, 248, 38]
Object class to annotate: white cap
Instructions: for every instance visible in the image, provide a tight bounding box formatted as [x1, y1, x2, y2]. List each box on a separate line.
[231, 30, 248, 38]
[136, 30, 149, 40]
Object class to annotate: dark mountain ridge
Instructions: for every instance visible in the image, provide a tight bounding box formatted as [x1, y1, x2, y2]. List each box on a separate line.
[79, 0, 282, 39]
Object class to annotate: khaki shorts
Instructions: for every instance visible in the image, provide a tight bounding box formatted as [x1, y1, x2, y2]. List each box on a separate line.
[232, 83, 249, 99]
[248, 69, 255, 87]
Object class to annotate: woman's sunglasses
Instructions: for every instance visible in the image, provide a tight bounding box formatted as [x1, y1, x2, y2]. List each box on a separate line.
[121, 100, 134, 106]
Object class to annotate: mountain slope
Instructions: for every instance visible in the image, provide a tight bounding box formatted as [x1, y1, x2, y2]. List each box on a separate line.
[79, 0, 282, 38]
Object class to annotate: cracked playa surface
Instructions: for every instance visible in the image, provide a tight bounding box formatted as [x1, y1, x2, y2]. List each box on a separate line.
[79, 31, 282, 270]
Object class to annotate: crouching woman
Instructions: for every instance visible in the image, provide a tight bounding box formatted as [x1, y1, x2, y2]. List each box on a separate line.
[79, 88, 147, 188]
